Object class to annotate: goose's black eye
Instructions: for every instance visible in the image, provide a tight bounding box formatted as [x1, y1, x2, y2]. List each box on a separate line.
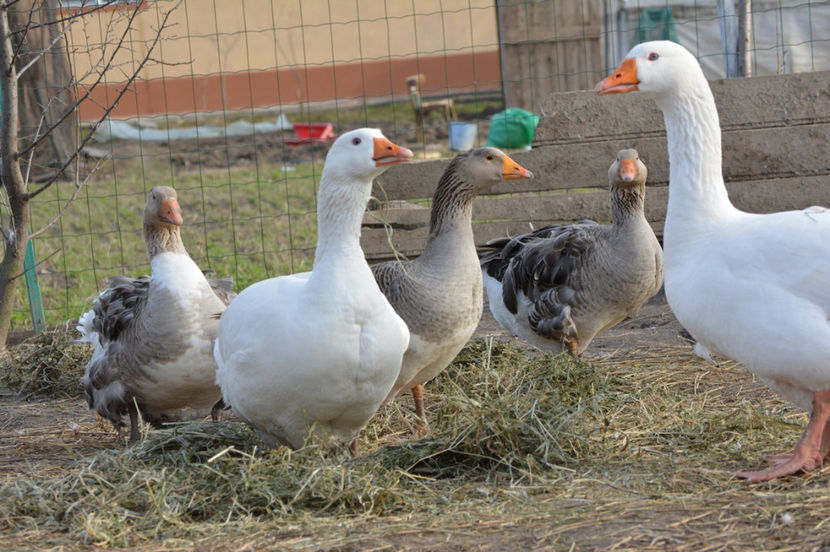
[352, 137, 362, 145]
[486, 154, 494, 161]
[648, 52, 659, 61]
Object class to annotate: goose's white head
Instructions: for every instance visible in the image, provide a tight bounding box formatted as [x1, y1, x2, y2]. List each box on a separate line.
[594, 40, 707, 102]
[323, 128, 413, 182]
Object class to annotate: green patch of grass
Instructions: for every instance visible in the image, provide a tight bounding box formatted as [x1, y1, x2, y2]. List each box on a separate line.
[15, 159, 322, 330]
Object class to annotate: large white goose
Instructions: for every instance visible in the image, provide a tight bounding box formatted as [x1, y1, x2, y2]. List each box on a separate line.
[79, 186, 233, 442]
[373, 147, 533, 428]
[480, 149, 663, 355]
[214, 128, 413, 450]
[596, 40, 830, 482]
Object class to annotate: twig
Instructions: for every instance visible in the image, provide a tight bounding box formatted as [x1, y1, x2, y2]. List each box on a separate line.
[16, 22, 70, 79]
[8, 0, 36, 71]
[6, 246, 61, 280]
[9, 0, 129, 37]
[28, 159, 102, 239]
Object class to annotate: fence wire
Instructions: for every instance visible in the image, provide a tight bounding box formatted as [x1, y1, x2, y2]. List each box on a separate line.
[8, 0, 830, 331]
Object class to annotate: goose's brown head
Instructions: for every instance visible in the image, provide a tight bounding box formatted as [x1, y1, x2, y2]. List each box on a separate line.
[455, 147, 533, 193]
[609, 149, 647, 189]
[144, 186, 183, 228]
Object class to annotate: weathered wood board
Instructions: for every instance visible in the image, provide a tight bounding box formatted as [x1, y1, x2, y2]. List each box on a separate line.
[363, 70, 830, 262]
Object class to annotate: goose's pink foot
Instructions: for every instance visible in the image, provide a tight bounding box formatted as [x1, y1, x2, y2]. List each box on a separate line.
[411, 384, 429, 435]
[735, 391, 830, 482]
[763, 452, 794, 465]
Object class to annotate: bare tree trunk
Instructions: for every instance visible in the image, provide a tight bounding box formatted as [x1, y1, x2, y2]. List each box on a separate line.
[11, 0, 77, 179]
[0, 2, 31, 351]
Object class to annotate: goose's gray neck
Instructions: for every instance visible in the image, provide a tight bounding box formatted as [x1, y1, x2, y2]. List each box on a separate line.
[610, 184, 646, 227]
[145, 225, 186, 258]
[421, 166, 477, 261]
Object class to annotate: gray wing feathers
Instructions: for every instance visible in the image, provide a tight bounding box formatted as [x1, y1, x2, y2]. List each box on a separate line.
[207, 276, 237, 305]
[480, 222, 600, 341]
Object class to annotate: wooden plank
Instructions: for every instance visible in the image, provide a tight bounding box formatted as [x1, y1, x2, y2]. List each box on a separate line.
[534, 70, 830, 146]
[377, 122, 830, 201]
[363, 219, 664, 262]
[498, 0, 603, 110]
[362, 175, 830, 261]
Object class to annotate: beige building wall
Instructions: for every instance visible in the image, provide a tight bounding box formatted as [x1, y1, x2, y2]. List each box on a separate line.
[66, 0, 499, 116]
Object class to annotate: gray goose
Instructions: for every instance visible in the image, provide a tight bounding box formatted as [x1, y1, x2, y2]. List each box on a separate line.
[374, 147, 533, 427]
[480, 149, 663, 355]
[78, 186, 233, 442]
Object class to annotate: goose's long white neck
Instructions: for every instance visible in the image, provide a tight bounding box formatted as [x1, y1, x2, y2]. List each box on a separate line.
[657, 82, 737, 251]
[312, 171, 372, 266]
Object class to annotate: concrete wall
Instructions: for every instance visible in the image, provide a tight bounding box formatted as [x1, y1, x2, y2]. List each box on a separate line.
[362, 70, 830, 261]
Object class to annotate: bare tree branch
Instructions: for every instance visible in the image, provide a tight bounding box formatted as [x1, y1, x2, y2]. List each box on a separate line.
[10, 0, 137, 36]
[26, 0, 181, 200]
[16, 17, 68, 77]
[7, 245, 61, 280]
[28, 166, 93, 238]
[9, 0, 36, 70]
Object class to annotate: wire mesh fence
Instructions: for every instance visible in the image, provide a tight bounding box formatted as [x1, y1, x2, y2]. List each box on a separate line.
[8, 0, 830, 332]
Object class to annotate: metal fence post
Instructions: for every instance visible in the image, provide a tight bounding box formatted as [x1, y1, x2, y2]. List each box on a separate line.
[23, 240, 45, 334]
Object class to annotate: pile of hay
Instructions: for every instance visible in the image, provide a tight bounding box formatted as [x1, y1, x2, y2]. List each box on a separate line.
[1, 336, 828, 550]
[0, 325, 89, 399]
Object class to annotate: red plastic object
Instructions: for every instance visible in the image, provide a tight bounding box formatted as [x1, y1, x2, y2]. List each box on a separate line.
[284, 123, 336, 145]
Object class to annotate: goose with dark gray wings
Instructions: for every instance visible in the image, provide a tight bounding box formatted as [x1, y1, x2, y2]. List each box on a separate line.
[480, 149, 663, 356]
[78, 186, 233, 442]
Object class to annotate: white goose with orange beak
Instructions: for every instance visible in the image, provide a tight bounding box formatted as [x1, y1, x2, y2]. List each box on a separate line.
[214, 128, 413, 450]
[597, 41, 830, 482]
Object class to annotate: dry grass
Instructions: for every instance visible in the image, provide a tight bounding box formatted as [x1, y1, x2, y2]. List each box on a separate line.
[1, 332, 829, 551]
[0, 324, 88, 399]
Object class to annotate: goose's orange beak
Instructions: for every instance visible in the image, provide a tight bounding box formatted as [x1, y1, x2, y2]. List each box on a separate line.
[618, 158, 638, 182]
[160, 199, 183, 225]
[373, 136, 413, 166]
[502, 154, 533, 180]
[595, 58, 639, 95]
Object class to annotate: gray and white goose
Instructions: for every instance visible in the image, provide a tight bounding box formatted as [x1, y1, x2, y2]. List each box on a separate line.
[78, 186, 233, 442]
[480, 149, 663, 355]
[374, 147, 533, 427]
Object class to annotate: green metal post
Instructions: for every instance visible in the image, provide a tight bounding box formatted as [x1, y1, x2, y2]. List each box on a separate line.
[23, 240, 45, 334]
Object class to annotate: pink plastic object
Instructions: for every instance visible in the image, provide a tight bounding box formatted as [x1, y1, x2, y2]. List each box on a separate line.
[284, 123, 336, 145]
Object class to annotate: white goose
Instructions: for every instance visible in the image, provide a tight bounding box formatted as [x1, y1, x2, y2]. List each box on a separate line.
[480, 149, 662, 356]
[373, 147, 533, 428]
[79, 186, 232, 442]
[596, 40, 830, 482]
[214, 128, 413, 450]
